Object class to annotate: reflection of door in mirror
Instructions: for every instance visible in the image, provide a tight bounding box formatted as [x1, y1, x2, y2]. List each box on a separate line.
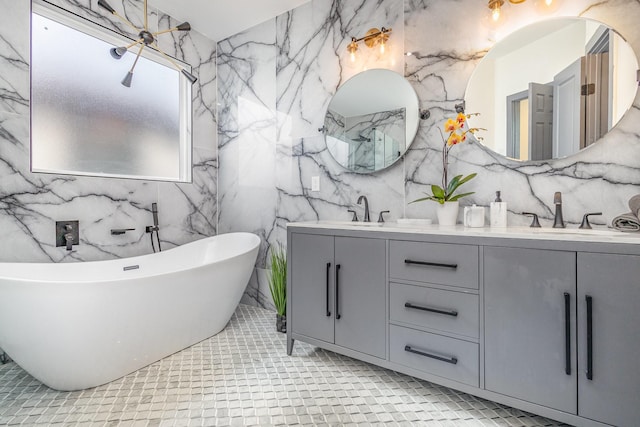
[506, 90, 527, 160]
[465, 18, 639, 163]
[553, 57, 582, 159]
[507, 84, 553, 161]
[553, 29, 613, 158]
[505, 28, 623, 160]
[529, 83, 554, 161]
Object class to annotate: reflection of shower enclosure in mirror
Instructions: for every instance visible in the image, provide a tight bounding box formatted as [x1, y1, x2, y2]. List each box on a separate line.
[323, 68, 419, 173]
[465, 17, 639, 162]
[326, 108, 405, 173]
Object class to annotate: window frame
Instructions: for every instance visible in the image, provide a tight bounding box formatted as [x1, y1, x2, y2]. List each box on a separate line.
[30, 1, 193, 183]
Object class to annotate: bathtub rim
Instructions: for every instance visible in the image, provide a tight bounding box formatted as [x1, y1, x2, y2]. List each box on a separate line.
[0, 232, 261, 284]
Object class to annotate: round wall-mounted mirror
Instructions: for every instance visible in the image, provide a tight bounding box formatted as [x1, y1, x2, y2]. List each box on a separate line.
[324, 69, 419, 173]
[465, 17, 639, 161]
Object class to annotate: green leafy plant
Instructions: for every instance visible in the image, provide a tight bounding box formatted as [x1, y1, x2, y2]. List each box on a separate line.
[268, 245, 287, 316]
[411, 173, 477, 205]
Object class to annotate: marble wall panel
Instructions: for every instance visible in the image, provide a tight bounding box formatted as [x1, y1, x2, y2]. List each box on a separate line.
[0, 0, 217, 265]
[404, 0, 640, 226]
[0, 0, 30, 115]
[217, 20, 277, 273]
[218, 0, 640, 308]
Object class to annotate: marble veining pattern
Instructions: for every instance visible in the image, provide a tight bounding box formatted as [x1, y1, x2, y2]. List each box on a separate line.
[217, 0, 640, 308]
[0, 0, 217, 263]
[217, 19, 278, 274]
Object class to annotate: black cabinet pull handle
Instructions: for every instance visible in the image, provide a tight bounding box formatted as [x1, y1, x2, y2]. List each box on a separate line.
[325, 263, 331, 317]
[404, 259, 458, 269]
[586, 295, 593, 380]
[564, 292, 571, 375]
[404, 302, 458, 317]
[335, 264, 341, 320]
[404, 345, 458, 365]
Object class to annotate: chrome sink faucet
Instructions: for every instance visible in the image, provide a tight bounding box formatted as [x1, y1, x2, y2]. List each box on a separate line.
[553, 192, 565, 228]
[357, 195, 370, 222]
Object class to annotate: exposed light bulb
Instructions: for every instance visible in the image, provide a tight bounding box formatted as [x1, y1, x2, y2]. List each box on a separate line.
[492, 6, 501, 22]
[534, 0, 560, 14]
[484, 0, 507, 29]
[380, 40, 385, 54]
[347, 38, 358, 63]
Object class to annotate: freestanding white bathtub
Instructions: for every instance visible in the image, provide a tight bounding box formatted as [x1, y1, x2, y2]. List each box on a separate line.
[0, 232, 260, 391]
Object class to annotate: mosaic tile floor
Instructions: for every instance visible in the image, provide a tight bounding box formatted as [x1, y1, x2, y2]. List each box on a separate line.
[0, 304, 566, 426]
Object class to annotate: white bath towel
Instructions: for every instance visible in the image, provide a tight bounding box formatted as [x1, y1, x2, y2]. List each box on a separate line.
[611, 194, 640, 232]
[612, 212, 640, 232]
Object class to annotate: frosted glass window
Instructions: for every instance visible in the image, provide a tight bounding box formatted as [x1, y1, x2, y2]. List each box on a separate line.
[31, 6, 192, 182]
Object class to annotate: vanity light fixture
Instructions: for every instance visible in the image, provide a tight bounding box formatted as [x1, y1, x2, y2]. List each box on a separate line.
[346, 27, 392, 63]
[487, 0, 560, 25]
[97, 0, 197, 87]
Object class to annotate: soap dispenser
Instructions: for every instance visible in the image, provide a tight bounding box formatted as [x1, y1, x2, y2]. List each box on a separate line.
[490, 191, 508, 228]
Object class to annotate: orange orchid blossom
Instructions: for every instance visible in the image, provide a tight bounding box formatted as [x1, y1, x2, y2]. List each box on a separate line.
[410, 111, 485, 205]
[440, 112, 484, 188]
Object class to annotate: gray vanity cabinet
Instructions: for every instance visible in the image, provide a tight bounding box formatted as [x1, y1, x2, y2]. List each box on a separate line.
[577, 253, 640, 427]
[290, 233, 335, 344]
[484, 246, 577, 414]
[289, 223, 640, 427]
[289, 232, 386, 359]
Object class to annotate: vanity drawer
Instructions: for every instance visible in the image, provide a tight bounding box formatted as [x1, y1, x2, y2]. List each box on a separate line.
[389, 325, 479, 387]
[389, 241, 479, 289]
[390, 282, 479, 339]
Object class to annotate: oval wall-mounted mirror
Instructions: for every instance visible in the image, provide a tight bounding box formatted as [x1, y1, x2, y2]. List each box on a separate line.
[465, 17, 639, 162]
[324, 69, 419, 173]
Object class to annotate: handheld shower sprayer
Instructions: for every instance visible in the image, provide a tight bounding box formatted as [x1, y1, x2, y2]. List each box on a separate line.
[152, 202, 159, 229]
[146, 203, 162, 252]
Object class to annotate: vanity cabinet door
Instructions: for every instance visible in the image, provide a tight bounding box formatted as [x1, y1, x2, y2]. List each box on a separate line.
[484, 247, 577, 414]
[577, 253, 640, 427]
[334, 237, 386, 359]
[290, 233, 335, 344]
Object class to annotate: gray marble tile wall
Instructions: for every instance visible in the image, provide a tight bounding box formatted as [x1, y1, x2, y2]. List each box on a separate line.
[217, 0, 640, 309]
[0, 0, 217, 263]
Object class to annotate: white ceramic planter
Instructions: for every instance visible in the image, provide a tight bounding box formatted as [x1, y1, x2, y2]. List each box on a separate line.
[436, 201, 459, 225]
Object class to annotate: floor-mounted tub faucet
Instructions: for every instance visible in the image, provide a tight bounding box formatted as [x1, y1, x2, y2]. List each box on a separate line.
[357, 195, 370, 222]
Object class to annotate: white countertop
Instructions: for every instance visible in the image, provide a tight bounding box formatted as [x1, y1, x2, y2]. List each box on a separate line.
[287, 220, 640, 245]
